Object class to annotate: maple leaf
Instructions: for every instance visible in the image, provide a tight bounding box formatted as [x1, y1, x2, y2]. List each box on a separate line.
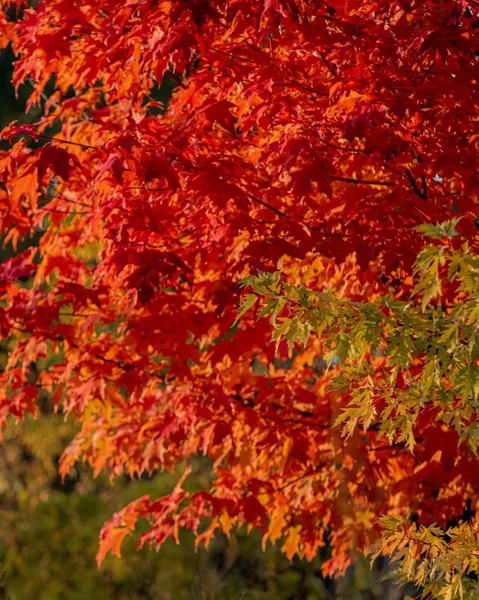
[0, 248, 37, 285]
[37, 146, 76, 181]
[282, 525, 302, 560]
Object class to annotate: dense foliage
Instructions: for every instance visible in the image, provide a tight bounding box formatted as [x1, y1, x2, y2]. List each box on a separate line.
[0, 1, 478, 597]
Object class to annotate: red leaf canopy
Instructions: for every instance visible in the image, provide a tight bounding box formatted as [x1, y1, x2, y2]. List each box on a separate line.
[0, 0, 478, 573]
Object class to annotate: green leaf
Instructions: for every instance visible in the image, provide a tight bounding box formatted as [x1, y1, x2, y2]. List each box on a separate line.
[414, 218, 461, 239]
[235, 294, 258, 323]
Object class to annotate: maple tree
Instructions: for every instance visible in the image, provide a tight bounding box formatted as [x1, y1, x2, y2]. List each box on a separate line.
[0, 0, 478, 597]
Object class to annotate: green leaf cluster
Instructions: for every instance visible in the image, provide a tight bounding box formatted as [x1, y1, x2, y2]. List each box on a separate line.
[239, 223, 479, 454]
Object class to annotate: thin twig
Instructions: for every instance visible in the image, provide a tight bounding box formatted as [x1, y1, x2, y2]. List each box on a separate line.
[405, 169, 428, 199]
[320, 52, 337, 76]
[330, 175, 395, 187]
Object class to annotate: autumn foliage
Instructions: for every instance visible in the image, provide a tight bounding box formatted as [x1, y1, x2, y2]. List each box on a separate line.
[0, 0, 479, 593]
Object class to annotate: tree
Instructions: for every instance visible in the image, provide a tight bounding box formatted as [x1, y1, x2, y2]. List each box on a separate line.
[0, 1, 478, 597]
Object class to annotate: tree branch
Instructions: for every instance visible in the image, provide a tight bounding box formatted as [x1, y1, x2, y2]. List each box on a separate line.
[405, 169, 428, 199]
[330, 175, 395, 187]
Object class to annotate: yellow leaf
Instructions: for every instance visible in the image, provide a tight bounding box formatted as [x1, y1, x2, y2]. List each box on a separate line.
[357, 509, 375, 529]
[268, 509, 287, 545]
[219, 510, 235, 539]
[282, 525, 302, 560]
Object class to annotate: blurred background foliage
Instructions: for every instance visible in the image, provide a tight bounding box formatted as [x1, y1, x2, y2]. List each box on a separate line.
[0, 42, 413, 600]
[0, 414, 410, 600]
